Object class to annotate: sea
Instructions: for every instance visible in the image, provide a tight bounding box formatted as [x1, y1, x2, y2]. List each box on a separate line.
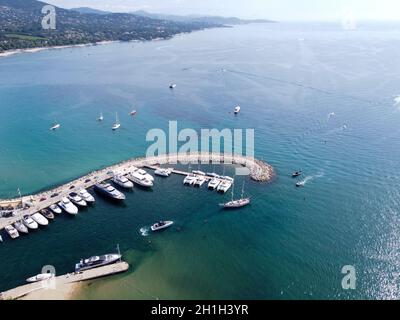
[0, 22, 400, 299]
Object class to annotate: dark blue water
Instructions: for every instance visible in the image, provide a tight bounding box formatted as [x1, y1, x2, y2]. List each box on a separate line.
[1, 22, 400, 299]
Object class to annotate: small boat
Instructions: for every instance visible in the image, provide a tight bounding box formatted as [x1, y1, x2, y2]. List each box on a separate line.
[130, 110, 137, 116]
[94, 183, 126, 200]
[183, 175, 197, 186]
[26, 273, 54, 283]
[234, 106, 241, 114]
[40, 209, 55, 220]
[50, 123, 61, 131]
[112, 112, 121, 130]
[128, 172, 153, 188]
[58, 197, 79, 215]
[5, 225, 19, 239]
[75, 253, 121, 272]
[112, 175, 134, 189]
[169, 83, 177, 89]
[0, 235, 3, 242]
[32, 213, 49, 226]
[194, 176, 207, 187]
[23, 215, 39, 229]
[49, 204, 62, 214]
[98, 112, 104, 122]
[154, 168, 172, 177]
[14, 220, 29, 234]
[192, 170, 206, 176]
[151, 221, 174, 232]
[292, 171, 302, 178]
[69, 192, 87, 207]
[220, 181, 251, 209]
[208, 178, 221, 190]
[79, 188, 95, 203]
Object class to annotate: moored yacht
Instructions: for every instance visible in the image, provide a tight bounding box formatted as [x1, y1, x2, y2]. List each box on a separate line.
[58, 197, 79, 215]
[49, 204, 62, 214]
[69, 192, 87, 207]
[151, 221, 174, 232]
[14, 221, 29, 234]
[26, 273, 54, 283]
[208, 178, 221, 190]
[207, 173, 220, 178]
[75, 253, 122, 272]
[23, 215, 39, 229]
[32, 213, 49, 226]
[40, 209, 55, 220]
[217, 180, 233, 193]
[193, 170, 206, 176]
[5, 225, 19, 239]
[128, 172, 153, 188]
[94, 183, 126, 200]
[183, 175, 197, 186]
[112, 175, 134, 189]
[79, 188, 95, 204]
[136, 169, 154, 182]
[194, 176, 207, 187]
[154, 168, 172, 177]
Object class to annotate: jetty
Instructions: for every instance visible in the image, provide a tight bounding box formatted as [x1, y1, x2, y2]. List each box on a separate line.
[0, 152, 274, 231]
[0, 261, 129, 300]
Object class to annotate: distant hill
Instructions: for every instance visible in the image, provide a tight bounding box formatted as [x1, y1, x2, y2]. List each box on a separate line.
[70, 7, 110, 15]
[131, 10, 276, 25]
[0, 0, 222, 53]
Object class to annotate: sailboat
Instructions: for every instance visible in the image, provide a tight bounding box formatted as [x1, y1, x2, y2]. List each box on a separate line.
[220, 180, 251, 209]
[98, 111, 104, 122]
[112, 113, 121, 130]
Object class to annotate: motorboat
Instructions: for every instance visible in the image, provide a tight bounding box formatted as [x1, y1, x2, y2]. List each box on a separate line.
[136, 169, 154, 182]
[169, 83, 177, 89]
[98, 112, 104, 122]
[40, 209, 55, 220]
[94, 183, 126, 200]
[26, 273, 54, 283]
[296, 181, 305, 187]
[183, 175, 197, 186]
[79, 188, 95, 203]
[58, 197, 79, 215]
[221, 176, 234, 182]
[112, 175, 134, 189]
[50, 123, 61, 131]
[130, 110, 137, 116]
[75, 253, 121, 272]
[208, 178, 221, 190]
[292, 171, 302, 178]
[23, 215, 39, 229]
[234, 106, 241, 114]
[49, 204, 62, 214]
[192, 170, 205, 176]
[194, 176, 207, 187]
[217, 180, 233, 193]
[112, 112, 121, 130]
[32, 213, 49, 226]
[128, 172, 153, 188]
[151, 221, 174, 232]
[5, 225, 19, 239]
[69, 192, 87, 207]
[14, 220, 29, 234]
[154, 168, 172, 177]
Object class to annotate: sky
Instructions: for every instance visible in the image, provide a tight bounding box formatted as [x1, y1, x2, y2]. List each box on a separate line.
[47, 0, 400, 21]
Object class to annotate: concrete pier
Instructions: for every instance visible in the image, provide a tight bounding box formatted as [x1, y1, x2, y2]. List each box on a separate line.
[0, 261, 129, 300]
[0, 152, 274, 231]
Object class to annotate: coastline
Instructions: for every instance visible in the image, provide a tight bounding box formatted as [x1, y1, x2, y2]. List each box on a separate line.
[0, 40, 117, 58]
[18, 282, 81, 300]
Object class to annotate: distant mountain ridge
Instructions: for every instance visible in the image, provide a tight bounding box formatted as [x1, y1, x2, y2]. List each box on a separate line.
[70, 7, 111, 15]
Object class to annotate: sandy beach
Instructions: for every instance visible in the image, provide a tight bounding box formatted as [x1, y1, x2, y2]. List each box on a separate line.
[18, 282, 80, 300]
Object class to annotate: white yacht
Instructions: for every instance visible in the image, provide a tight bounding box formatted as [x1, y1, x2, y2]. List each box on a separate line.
[14, 221, 29, 234]
[208, 178, 221, 190]
[154, 168, 172, 177]
[151, 221, 174, 232]
[49, 204, 62, 214]
[23, 215, 39, 229]
[128, 171, 153, 188]
[112, 175, 134, 189]
[112, 112, 121, 130]
[183, 175, 197, 186]
[79, 188, 95, 203]
[221, 176, 234, 182]
[136, 169, 154, 182]
[217, 180, 233, 193]
[194, 176, 207, 187]
[94, 183, 126, 200]
[69, 192, 87, 207]
[32, 213, 49, 226]
[193, 170, 206, 176]
[58, 197, 79, 215]
[50, 123, 61, 131]
[5, 225, 19, 239]
[234, 106, 241, 114]
[26, 273, 54, 283]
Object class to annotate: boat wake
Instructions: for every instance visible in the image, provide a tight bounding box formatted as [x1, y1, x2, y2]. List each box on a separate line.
[139, 227, 150, 237]
[297, 172, 324, 186]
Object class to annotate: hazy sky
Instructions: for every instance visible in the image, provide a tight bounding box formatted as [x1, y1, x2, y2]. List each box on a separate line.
[47, 0, 400, 20]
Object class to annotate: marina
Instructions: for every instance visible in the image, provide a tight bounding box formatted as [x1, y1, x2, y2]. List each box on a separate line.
[0, 152, 274, 238]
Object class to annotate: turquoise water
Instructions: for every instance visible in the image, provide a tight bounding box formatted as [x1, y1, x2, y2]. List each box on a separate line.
[1, 22, 400, 299]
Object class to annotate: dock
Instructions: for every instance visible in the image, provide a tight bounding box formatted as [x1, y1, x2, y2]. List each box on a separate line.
[0, 261, 129, 300]
[0, 152, 274, 232]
